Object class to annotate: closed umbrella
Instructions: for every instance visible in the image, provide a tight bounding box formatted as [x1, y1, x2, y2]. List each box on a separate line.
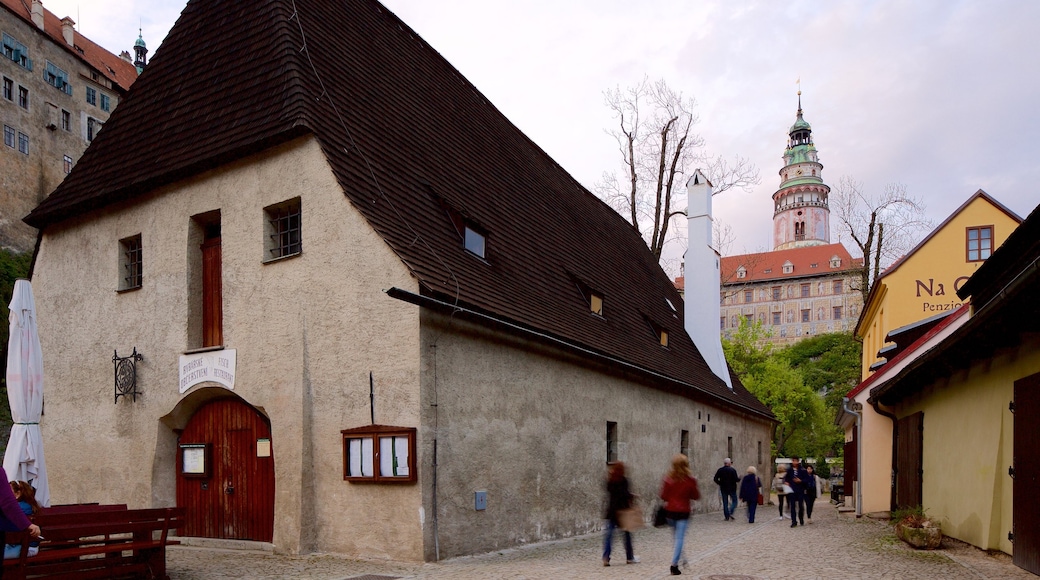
[4, 279, 49, 507]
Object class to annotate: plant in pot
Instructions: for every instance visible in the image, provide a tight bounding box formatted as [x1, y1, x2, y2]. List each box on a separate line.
[892, 506, 942, 549]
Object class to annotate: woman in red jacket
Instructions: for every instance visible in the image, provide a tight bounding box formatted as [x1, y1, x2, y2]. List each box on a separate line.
[659, 454, 700, 575]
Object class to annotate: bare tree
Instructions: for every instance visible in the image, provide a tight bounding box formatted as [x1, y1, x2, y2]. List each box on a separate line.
[598, 77, 759, 262]
[832, 177, 933, 302]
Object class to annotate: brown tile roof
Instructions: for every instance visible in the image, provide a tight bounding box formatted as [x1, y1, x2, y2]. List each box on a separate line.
[721, 243, 862, 284]
[25, 0, 773, 420]
[0, 0, 137, 92]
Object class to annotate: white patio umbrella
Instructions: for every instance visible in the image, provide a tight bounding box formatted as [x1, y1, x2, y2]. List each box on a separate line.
[3, 279, 49, 507]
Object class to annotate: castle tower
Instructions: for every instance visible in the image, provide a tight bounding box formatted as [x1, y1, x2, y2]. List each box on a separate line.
[134, 29, 148, 73]
[772, 92, 830, 250]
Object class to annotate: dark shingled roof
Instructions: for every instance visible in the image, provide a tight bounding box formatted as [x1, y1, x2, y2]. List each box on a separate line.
[26, 0, 773, 420]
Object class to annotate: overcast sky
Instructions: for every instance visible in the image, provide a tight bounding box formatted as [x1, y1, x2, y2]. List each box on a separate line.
[45, 0, 1040, 274]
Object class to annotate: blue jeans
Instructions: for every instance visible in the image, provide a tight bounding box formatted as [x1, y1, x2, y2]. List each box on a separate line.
[667, 516, 689, 566]
[721, 490, 738, 519]
[602, 519, 633, 562]
[745, 499, 757, 522]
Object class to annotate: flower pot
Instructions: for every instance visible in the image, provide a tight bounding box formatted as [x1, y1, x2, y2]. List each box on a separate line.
[895, 522, 942, 549]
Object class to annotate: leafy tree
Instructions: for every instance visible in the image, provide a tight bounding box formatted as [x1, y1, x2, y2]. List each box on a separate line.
[832, 178, 933, 302]
[599, 77, 759, 262]
[782, 332, 862, 410]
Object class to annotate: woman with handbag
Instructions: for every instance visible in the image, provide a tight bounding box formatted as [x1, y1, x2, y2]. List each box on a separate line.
[659, 454, 700, 576]
[738, 466, 761, 523]
[773, 465, 788, 519]
[602, 462, 638, 566]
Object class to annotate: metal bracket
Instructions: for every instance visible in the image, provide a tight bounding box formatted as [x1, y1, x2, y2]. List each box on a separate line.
[1009, 466, 1015, 479]
[1009, 401, 1015, 413]
[113, 348, 143, 403]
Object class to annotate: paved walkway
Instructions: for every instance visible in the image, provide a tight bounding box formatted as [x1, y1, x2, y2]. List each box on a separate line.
[166, 501, 1035, 579]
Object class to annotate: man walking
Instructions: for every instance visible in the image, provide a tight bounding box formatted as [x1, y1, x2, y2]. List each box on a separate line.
[713, 458, 740, 521]
[784, 456, 809, 527]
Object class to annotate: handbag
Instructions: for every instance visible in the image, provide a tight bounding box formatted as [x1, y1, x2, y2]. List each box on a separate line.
[782, 484, 794, 495]
[757, 492, 764, 505]
[618, 503, 646, 532]
[652, 504, 669, 528]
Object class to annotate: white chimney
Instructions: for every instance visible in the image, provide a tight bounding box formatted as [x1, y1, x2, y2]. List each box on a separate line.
[61, 17, 75, 46]
[684, 170, 733, 389]
[31, 0, 44, 30]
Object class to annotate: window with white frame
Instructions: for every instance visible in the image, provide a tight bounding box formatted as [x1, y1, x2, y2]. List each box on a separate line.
[87, 117, 102, 141]
[2, 76, 11, 101]
[63, 154, 72, 174]
[263, 197, 302, 261]
[17, 86, 28, 109]
[342, 426, 416, 483]
[61, 109, 70, 131]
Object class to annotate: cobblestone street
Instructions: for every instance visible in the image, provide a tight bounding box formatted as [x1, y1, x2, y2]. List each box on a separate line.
[166, 500, 1034, 579]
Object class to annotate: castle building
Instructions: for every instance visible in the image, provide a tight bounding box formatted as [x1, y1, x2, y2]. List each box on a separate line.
[719, 94, 863, 346]
[0, 0, 137, 251]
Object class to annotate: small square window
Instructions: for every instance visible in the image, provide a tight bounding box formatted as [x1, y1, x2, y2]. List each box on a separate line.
[18, 86, 28, 109]
[464, 226, 485, 258]
[966, 226, 993, 262]
[3, 125, 13, 148]
[63, 154, 72, 174]
[17, 132, 28, 155]
[2, 77, 11, 101]
[119, 234, 143, 291]
[342, 426, 417, 483]
[264, 198, 302, 261]
[590, 292, 603, 316]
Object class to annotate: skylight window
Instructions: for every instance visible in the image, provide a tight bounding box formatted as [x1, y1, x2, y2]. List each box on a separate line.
[464, 226, 485, 258]
[665, 298, 676, 312]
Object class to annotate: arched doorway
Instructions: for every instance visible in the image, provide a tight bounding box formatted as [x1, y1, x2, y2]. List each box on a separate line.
[176, 397, 274, 541]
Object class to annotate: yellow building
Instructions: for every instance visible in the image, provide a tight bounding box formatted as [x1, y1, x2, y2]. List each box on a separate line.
[838, 190, 1021, 516]
[868, 202, 1040, 575]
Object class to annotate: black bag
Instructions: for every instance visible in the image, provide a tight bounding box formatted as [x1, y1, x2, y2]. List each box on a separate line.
[653, 504, 669, 527]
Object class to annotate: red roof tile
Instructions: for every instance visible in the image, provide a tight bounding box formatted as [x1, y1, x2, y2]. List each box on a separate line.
[721, 243, 862, 284]
[0, 0, 137, 92]
[25, 0, 773, 420]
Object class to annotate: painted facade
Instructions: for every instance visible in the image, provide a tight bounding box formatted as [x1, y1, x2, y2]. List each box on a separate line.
[25, 0, 774, 563]
[866, 202, 1040, 574]
[717, 95, 862, 347]
[0, 0, 136, 251]
[842, 190, 1022, 516]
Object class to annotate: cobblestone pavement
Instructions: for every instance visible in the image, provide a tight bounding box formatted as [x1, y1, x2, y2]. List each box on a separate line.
[167, 500, 1035, 579]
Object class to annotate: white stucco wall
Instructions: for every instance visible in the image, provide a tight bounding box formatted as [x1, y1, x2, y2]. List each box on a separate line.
[31, 137, 424, 559]
[416, 311, 774, 560]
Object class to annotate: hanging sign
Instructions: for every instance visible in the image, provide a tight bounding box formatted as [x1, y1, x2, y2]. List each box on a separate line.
[179, 349, 237, 393]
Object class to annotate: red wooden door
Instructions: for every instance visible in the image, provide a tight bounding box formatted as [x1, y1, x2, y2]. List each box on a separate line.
[177, 399, 274, 541]
[1014, 372, 1040, 575]
[201, 237, 223, 347]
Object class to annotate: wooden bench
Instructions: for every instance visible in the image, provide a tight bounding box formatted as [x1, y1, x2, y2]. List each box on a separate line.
[3, 507, 183, 580]
[39, 504, 128, 516]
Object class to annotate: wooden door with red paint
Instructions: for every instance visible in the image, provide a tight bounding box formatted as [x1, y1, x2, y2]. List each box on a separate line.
[177, 398, 274, 541]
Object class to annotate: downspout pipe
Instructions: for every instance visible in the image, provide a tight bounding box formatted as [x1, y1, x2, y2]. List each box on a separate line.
[842, 397, 863, 517]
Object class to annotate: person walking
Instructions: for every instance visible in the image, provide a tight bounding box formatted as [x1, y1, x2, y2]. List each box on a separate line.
[805, 464, 821, 524]
[784, 456, 810, 527]
[772, 465, 788, 519]
[738, 466, 761, 523]
[660, 454, 700, 576]
[602, 462, 638, 566]
[713, 458, 740, 521]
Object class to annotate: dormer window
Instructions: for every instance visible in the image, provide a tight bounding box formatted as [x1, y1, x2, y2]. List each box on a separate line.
[464, 226, 485, 258]
[736, 266, 747, 279]
[590, 292, 603, 316]
[645, 318, 669, 347]
[829, 255, 841, 268]
[782, 261, 793, 274]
